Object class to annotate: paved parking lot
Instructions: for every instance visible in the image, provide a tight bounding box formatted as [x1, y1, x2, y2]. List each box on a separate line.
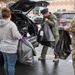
[0, 44, 74, 75]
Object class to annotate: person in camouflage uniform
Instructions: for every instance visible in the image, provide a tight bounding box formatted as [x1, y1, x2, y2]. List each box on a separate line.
[64, 17, 75, 74]
[38, 8, 59, 62]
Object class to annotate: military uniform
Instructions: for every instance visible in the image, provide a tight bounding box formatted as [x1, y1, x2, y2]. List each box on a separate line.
[64, 17, 75, 74]
[40, 13, 59, 60]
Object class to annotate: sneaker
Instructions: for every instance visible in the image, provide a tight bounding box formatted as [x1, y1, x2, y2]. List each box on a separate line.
[38, 56, 45, 60]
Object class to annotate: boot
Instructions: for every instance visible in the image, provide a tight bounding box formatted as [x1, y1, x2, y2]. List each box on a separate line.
[38, 56, 46, 60]
[53, 55, 59, 62]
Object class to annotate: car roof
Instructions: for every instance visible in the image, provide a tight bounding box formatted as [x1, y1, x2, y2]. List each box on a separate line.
[54, 12, 75, 14]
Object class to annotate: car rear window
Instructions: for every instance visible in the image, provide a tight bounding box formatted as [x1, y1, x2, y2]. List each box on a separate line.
[62, 13, 75, 19]
[54, 13, 75, 19]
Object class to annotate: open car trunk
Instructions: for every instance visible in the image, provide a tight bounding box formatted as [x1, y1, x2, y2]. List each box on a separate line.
[11, 13, 37, 36]
[11, 11, 40, 48]
[10, 0, 49, 36]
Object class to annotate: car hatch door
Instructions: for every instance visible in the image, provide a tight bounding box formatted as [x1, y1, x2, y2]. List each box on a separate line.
[10, 0, 49, 14]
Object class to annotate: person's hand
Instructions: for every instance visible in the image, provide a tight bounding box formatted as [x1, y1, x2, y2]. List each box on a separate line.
[22, 36, 27, 40]
[64, 26, 69, 30]
[45, 18, 48, 21]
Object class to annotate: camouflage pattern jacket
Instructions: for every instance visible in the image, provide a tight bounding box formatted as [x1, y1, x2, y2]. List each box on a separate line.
[65, 17, 75, 45]
[42, 13, 59, 38]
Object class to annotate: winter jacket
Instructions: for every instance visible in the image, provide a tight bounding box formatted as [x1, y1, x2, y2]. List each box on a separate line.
[65, 17, 75, 45]
[42, 13, 59, 38]
[0, 19, 22, 53]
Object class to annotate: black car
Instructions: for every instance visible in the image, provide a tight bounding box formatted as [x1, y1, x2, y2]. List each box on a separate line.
[7, 0, 49, 47]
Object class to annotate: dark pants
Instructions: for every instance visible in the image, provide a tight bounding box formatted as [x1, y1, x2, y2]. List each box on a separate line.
[41, 36, 59, 58]
[2, 53, 17, 75]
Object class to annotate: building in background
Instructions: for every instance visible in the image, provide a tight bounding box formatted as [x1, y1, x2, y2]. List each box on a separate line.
[47, 0, 75, 13]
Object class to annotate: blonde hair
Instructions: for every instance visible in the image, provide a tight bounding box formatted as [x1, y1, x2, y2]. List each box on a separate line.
[2, 7, 11, 19]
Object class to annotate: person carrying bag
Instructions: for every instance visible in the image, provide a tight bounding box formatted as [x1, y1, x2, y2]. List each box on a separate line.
[38, 8, 59, 62]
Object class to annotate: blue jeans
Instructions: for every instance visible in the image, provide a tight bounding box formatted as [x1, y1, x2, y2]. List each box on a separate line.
[2, 53, 17, 75]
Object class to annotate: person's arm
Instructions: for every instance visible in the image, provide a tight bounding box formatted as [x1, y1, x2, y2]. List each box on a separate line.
[64, 25, 75, 32]
[64, 17, 75, 32]
[11, 23, 22, 39]
[45, 18, 55, 27]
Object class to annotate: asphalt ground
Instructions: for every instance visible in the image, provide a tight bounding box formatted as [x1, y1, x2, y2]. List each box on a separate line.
[0, 44, 74, 75]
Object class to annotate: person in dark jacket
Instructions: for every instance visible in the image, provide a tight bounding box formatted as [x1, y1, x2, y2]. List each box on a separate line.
[38, 8, 59, 62]
[0, 7, 22, 75]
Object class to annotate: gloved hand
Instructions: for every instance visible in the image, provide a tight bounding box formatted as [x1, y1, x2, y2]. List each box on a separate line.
[22, 36, 28, 40]
[45, 18, 48, 21]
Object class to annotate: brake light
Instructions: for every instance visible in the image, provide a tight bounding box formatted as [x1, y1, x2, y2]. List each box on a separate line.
[35, 24, 38, 29]
[59, 20, 67, 25]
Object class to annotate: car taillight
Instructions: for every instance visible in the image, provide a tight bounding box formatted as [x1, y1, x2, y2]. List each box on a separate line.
[59, 20, 67, 25]
[35, 24, 38, 29]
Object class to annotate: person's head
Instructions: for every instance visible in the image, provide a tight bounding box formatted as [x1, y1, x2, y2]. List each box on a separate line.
[41, 8, 49, 18]
[1, 7, 11, 20]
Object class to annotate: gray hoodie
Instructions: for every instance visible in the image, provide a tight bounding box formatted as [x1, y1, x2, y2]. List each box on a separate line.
[0, 19, 22, 53]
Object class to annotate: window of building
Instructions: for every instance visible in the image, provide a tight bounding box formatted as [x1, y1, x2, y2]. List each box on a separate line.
[57, 9, 61, 12]
[62, 9, 66, 12]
